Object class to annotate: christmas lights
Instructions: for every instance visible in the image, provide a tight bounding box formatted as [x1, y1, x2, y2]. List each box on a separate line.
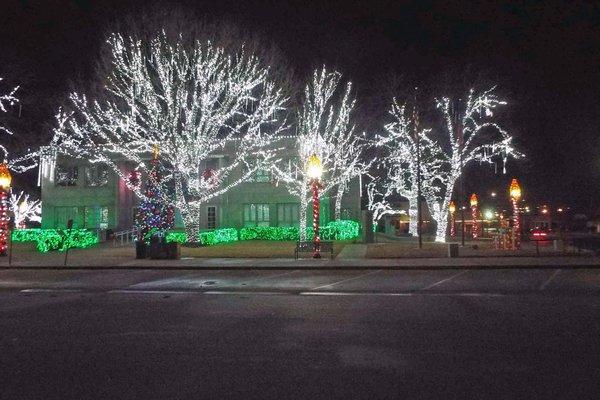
[51, 32, 287, 240]
[164, 220, 359, 245]
[135, 147, 174, 242]
[470, 193, 479, 238]
[0, 77, 38, 173]
[271, 67, 370, 240]
[428, 87, 522, 242]
[375, 100, 445, 236]
[9, 191, 41, 228]
[11, 228, 99, 252]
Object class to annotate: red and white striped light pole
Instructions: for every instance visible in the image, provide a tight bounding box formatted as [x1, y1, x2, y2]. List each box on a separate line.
[307, 154, 324, 259]
[0, 162, 13, 256]
[470, 193, 479, 239]
[509, 179, 522, 250]
[449, 201, 456, 237]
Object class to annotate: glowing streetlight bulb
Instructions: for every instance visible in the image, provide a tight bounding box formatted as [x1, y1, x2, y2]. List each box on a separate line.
[470, 193, 478, 207]
[306, 154, 323, 180]
[0, 163, 12, 190]
[509, 178, 522, 201]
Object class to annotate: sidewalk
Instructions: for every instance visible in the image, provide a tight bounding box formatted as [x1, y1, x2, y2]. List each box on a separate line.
[2, 254, 600, 270]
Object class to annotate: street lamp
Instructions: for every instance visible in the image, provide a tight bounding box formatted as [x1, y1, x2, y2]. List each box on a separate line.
[470, 193, 479, 238]
[449, 201, 456, 237]
[0, 162, 12, 256]
[509, 178, 522, 249]
[307, 154, 323, 258]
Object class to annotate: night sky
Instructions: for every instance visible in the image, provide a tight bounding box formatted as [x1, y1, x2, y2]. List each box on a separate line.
[1, 0, 599, 214]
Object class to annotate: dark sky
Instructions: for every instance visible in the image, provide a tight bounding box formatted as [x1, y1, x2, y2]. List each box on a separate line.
[1, 0, 599, 213]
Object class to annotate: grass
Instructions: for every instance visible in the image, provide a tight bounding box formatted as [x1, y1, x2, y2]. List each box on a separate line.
[181, 240, 350, 258]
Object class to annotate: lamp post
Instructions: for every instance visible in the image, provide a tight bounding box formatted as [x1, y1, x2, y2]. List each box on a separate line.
[307, 154, 323, 258]
[0, 162, 12, 256]
[449, 201, 456, 237]
[509, 178, 522, 250]
[470, 193, 479, 239]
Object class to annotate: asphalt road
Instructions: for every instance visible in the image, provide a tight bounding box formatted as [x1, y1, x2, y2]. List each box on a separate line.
[2, 267, 600, 399]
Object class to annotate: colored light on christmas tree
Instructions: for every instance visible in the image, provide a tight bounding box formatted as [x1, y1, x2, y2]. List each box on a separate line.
[135, 146, 174, 242]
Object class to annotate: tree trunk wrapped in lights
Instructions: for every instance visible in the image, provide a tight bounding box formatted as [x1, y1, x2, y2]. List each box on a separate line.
[51, 32, 287, 240]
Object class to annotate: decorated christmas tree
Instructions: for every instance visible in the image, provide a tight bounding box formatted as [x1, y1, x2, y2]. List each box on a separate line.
[136, 145, 174, 242]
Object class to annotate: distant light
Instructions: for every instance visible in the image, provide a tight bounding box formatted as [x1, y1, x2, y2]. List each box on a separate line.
[557, 208, 563, 213]
[541, 208, 548, 214]
[490, 191, 497, 198]
[484, 210, 494, 220]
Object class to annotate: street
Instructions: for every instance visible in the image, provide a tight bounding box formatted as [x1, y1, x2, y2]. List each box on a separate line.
[2, 267, 600, 399]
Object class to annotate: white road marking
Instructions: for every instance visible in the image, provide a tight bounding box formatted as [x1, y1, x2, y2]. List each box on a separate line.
[301, 291, 504, 297]
[20, 288, 81, 293]
[108, 289, 194, 295]
[309, 270, 382, 290]
[539, 269, 561, 291]
[422, 270, 468, 290]
[204, 291, 290, 296]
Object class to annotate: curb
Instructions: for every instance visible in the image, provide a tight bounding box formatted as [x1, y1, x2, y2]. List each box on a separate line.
[2, 263, 600, 271]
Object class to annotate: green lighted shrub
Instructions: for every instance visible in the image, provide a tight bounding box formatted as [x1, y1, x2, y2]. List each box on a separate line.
[163, 220, 360, 247]
[239, 226, 299, 241]
[11, 228, 43, 242]
[198, 228, 238, 245]
[326, 220, 360, 240]
[11, 228, 99, 252]
[165, 232, 187, 244]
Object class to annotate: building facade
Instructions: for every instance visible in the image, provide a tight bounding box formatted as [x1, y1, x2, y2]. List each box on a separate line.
[39, 139, 362, 233]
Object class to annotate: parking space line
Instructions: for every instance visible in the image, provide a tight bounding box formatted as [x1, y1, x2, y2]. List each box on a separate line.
[309, 270, 382, 290]
[539, 269, 561, 291]
[422, 270, 468, 290]
[20, 288, 81, 293]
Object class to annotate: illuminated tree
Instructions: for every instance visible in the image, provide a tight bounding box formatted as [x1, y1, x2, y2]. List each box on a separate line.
[52, 31, 287, 240]
[272, 67, 368, 240]
[429, 87, 521, 242]
[375, 100, 445, 236]
[0, 78, 37, 173]
[135, 147, 174, 241]
[8, 191, 41, 228]
[366, 177, 403, 230]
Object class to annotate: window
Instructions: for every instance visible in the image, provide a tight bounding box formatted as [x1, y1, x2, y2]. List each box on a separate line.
[83, 206, 109, 229]
[277, 203, 299, 227]
[243, 204, 270, 227]
[207, 206, 217, 229]
[55, 165, 78, 186]
[252, 168, 271, 183]
[85, 165, 108, 187]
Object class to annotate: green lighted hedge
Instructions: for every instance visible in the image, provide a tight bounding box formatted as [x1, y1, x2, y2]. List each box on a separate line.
[198, 228, 238, 246]
[239, 226, 299, 241]
[165, 220, 360, 246]
[11, 228, 99, 252]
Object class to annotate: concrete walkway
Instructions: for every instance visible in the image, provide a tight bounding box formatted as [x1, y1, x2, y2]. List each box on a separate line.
[2, 254, 600, 270]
